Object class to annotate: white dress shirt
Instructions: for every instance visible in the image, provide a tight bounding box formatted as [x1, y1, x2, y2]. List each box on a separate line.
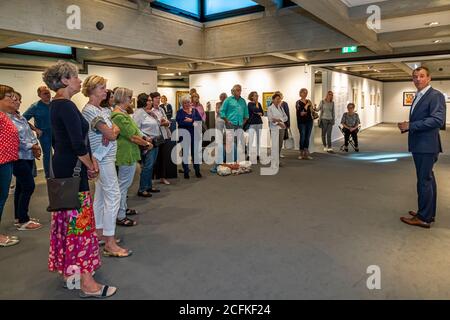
[410, 85, 431, 115]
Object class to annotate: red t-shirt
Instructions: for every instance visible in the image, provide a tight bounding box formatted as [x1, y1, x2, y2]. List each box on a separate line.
[0, 111, 19, 164]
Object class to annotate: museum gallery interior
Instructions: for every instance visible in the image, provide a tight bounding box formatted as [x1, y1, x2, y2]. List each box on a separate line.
[1, 0, 450, 300]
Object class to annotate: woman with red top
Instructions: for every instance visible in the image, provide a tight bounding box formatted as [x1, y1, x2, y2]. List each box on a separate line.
[0, 84, 20, 247]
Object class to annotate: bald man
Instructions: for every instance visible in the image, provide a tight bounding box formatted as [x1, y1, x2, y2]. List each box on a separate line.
[23, 86, 52, 178]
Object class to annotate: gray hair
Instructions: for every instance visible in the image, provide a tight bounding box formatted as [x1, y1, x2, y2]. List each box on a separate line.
[231, 84, 242, 95]
[42, 61, 78, 92]
[114, 87, 133, 105]
[180, 94, 191, 105]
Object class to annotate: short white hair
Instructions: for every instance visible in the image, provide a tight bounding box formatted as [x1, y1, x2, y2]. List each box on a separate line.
[180, 94, 191, 105]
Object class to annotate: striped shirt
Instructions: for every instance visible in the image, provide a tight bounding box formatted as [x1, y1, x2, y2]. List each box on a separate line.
[81, 103, 117, 163]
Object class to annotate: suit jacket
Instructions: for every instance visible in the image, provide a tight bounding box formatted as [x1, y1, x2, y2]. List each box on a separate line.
[408, 87, 446, 154]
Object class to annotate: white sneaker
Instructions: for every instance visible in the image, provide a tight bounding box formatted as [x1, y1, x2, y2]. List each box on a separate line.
[280, 154, 285, 158]
[323, 147, 328, 152]
[327, 148, 333, 152]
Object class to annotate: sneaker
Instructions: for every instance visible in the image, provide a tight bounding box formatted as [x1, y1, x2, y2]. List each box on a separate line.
[355, 147, 360, 152]
[344, 147, 349, 152]
[323, 147, 328, 152]
[327, 148, 333, 153]
[184, 174, 190, 179]
[280, 154, 285, 158]
[195, 172, 202, 178]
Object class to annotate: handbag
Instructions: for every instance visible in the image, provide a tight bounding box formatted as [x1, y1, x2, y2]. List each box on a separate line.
[284, 128, 295, 149]
[312, 110, 319, 120]
[46, 139, 85, 212]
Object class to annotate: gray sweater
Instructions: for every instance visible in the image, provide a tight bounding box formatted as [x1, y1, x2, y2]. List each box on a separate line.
[318, 100, 335, 121]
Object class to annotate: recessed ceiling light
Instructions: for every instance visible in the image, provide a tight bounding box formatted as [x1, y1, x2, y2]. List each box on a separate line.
[83, 46, 90, 49]
[426, 22, 440, 27]
[433, 39, 443, 44]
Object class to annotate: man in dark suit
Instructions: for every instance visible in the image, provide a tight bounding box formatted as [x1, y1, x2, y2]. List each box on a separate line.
[398, 66, 446, 229]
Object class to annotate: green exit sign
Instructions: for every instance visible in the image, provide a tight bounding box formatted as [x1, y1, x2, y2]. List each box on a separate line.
[342, 46, 358, 54]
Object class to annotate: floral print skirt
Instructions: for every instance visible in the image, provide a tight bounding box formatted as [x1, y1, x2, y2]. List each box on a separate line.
[48, 191, 101, 277]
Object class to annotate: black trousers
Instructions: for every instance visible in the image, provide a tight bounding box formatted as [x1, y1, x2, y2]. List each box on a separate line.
[13, 159, 35, 224]
[343, 128, 359, 147]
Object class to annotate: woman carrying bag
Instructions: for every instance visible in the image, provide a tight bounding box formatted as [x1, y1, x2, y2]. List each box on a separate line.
[44, 61, 117, 298]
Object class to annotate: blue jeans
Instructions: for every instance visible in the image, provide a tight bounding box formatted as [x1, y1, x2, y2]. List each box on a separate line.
[13, 160, 35, 223]
[298, 121, 313, 150]
[138, 147, 159, 192]
[39, 130, 52, 178]
[0, 162, 13, 221]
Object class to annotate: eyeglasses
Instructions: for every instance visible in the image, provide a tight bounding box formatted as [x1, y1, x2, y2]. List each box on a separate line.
[4, 93, 17, 101]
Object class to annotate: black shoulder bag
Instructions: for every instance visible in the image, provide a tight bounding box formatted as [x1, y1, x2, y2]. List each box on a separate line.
[46, 138, 87, 212]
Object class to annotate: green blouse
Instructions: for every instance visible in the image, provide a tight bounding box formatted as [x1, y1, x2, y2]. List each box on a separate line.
[111, 111, 141, 166]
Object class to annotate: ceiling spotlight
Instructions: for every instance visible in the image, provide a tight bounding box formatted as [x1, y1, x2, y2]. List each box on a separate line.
[433, 39, 443, 44]
[83, 46, 90, 49]
[177, 72, 182, 76]
[426, 22, 440, 27]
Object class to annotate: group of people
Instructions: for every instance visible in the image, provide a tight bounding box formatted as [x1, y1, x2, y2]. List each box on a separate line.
[1, 59, 441, 298]
[0, 61, 191, 298]
[211, 85, 361, 168]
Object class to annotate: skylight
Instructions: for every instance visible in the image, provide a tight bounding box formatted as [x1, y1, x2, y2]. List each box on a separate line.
[152, 0, 264, 21]
[205, 0, 259, 15]
[154, 0, 200, 17]
[9, 41, 73, 55]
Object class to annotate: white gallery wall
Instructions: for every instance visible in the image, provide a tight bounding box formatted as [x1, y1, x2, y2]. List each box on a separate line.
[0, 64, 157, 170]
[190, 65, 313, 150]
[318, 69, 383, 143]
[383, 80, 450, 124]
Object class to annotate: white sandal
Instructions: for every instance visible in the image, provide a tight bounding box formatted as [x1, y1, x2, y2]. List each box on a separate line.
[17, 220, 42, 231]
[0, 236, 20, 247]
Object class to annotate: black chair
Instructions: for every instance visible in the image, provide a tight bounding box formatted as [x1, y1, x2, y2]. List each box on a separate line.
[338, 124, 360, 152]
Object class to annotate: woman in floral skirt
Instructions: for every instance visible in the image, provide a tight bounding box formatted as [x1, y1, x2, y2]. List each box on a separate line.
[43, 61, 116, 298]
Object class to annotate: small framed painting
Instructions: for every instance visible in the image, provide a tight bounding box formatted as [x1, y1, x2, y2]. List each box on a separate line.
[176, 90, 190, 112]
[262, 92, 275, 113]
[361, 91, 365, 109]
[403, 92, 416, 106]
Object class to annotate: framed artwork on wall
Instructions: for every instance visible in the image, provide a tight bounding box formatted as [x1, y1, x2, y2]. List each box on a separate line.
[403, 92, 416, 106]
[376, 92, 381, 107]
[352, 88, 358, 107]
[361, 91, 365, 109]
[175, 90, 190, 112]
[262, 92, 274, 113]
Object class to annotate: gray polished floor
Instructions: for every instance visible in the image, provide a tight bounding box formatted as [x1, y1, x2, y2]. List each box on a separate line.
[1, 123, 450, 299]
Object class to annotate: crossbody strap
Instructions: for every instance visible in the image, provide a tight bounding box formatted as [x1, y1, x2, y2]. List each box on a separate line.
[48, 135, 85, 179]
